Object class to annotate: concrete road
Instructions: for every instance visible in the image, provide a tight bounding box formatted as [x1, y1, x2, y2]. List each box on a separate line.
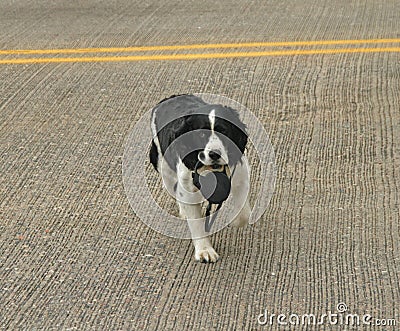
[1, 0, 400, 329]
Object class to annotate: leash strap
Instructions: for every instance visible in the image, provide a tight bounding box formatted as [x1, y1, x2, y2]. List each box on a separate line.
[205, 203, 222, 232]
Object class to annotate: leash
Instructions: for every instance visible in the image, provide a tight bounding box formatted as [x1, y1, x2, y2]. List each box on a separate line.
[204, 202, 223, 233]
[192, 161, 236, 232]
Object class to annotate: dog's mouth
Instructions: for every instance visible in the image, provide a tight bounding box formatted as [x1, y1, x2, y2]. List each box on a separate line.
[198, 162, 227, 173]
[196, 163, 230, 177]
[204, 164, 224, 171]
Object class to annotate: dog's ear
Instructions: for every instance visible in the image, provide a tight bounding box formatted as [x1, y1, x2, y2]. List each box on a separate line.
[222, 106, 248, 153]
[184, 114, 196, 127]
[234, 125, 248, 153]
[157, 116, 188, 152]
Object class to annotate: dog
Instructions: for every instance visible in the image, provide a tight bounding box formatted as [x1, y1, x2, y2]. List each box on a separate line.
[149, 94, 250, 263]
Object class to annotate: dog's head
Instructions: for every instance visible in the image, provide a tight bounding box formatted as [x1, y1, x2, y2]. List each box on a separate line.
[171, 104, 248, 170]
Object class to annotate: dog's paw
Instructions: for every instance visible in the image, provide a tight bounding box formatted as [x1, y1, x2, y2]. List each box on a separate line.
[195, 247, 220, 263]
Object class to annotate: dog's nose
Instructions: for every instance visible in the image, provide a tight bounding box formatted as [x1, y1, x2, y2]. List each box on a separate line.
[208, 150, 221, 161]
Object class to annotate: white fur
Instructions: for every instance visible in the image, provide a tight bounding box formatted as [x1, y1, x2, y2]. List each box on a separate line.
[209, 109, 216, 131]
[150, 108, 162, 157]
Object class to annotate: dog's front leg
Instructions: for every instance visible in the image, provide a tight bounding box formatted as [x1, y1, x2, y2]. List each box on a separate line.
[178, 198, 220, 263]
[176, 166, 219, 263]
[186, 211, 219, 263]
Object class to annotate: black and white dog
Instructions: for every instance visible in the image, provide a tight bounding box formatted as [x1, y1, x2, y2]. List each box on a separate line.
[149, 94, 250, 263]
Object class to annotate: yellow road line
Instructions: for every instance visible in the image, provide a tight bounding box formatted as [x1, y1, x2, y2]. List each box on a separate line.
[0, 47, 399, 65]
[0, 38, 400, 56]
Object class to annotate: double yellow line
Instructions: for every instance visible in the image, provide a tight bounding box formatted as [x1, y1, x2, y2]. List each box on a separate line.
[1, 38, 400, 65]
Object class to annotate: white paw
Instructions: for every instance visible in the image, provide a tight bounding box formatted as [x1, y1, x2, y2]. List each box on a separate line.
[195, 247, 220, 263]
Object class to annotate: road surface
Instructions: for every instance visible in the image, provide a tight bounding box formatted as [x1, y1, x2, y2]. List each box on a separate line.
[1, 0, 399, 329]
